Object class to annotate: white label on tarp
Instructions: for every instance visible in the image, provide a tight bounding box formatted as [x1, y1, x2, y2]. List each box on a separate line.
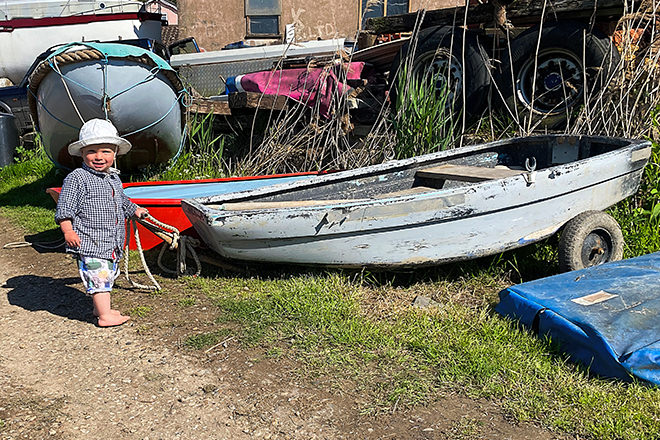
[571, 290, 618, 306]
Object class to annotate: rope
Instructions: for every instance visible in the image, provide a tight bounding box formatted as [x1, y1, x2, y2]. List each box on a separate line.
[122, 90, 185, 137]
[141, 214, 201, 277]
[27, 86, 80, 130]
[122, 214, 202, 292]
[124, 218, 161, 291]
[108, 66, 161, 100]
[156, 235, 202, 277]
[52, 57, 85, 124]
[102, 57, 110, 120]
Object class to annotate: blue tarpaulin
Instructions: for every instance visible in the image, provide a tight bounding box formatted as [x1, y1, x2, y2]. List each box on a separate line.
[495, 252, 660, 385]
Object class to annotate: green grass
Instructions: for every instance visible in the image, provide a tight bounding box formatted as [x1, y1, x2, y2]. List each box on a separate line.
[392, 62, 456, 158]
[137, 113, 231, 182]
[177, 295, 197, 307]
[128, 306, 152, 318]
[610, 118, 660, 257]
[183, 328, 233, 350]
[0, 145, 61, 234]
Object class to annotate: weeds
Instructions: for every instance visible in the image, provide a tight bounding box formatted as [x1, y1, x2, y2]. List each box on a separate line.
[128, 306, 152, 318]
[568, 4, 660, 138]
[145, 112, 230, 181]
[610, 120, 660, 257]
[178, 296, 196, 307]
[0, 139, 60, 233]
[391, 61, 457, 158]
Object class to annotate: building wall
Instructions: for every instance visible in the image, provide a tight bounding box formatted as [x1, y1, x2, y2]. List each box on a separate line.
[179, 0, 463, 51]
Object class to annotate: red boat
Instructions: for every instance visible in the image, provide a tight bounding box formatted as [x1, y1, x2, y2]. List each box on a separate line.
[47, 172, 320, 251]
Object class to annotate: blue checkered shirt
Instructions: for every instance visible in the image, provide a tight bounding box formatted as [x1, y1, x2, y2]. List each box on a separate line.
[55, 164, 138, 260]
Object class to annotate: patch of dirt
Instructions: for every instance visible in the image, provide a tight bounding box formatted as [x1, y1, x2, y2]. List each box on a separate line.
[0, 215, 572, 440]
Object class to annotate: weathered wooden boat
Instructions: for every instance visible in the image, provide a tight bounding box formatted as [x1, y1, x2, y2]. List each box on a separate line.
[47, 172, 321, 251]
[28, 41, 185, 172]
[181, 135, 651, 270]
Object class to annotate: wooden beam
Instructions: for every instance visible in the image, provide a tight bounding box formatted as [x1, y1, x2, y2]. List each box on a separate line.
[189, 92, 289, 116]
[365, 0, 626, 34]
[228, 92, 289, 111]
[188, 98, 231, 115]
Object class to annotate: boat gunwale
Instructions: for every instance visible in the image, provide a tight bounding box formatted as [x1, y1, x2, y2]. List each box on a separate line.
[184, 135, 651, 216]
[196, 168, 645, 235]
[46, 171, 322, 206]
[0, 11, 162, 29]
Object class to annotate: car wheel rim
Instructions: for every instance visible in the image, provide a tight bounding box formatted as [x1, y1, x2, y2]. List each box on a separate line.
[516, 48, 583, 115]
[413, 48, 463, 104]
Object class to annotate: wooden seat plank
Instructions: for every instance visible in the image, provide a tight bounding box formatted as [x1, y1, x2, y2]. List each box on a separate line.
[416, 164, 523, 182]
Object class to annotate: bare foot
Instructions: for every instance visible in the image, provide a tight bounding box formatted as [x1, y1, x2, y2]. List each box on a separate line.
[93, 309, 121, 317]
[97, 314, 130, 327]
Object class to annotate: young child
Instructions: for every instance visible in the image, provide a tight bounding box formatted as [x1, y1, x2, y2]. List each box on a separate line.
[55, 118, 148, 327]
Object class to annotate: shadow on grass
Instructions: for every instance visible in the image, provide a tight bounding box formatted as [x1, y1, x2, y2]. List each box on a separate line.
[0, 167, 62, 209]
[4, 274, 94, 324]
[21, 228, 65, 253]
[208, 237, 562, 290]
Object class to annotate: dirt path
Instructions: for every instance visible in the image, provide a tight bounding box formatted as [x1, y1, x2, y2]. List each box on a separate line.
[0, 215, 570, 440]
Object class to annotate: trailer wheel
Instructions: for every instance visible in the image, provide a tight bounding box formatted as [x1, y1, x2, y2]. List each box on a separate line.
[499, 20, 620, 128]
[558, 211, 624, 272]
[389, 26, 491, 120]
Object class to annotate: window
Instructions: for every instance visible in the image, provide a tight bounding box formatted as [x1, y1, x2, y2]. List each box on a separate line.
[386, 0, 409, 15]
[360, 0, 409, 29]
[245, 0, 281, 37]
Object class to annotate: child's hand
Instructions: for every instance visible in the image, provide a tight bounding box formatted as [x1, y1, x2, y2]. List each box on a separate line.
[64, 230, 81, 248]
[134, 207, 149, 219]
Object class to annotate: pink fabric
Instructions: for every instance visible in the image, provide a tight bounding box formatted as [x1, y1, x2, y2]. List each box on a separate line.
[237, 62, 364, 118]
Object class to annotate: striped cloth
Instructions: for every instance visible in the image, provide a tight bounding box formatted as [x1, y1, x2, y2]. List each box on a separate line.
[55, 164, 138, 260]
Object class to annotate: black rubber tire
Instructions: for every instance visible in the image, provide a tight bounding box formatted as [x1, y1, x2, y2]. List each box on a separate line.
[0, 100, 12, 114]
[558, 210, 624, 272]
[389, 26, 491, 120]
[499, 20, 620, 128]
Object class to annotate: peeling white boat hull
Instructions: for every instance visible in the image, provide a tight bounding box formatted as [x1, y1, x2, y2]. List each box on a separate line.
[182, 136, 651, 268]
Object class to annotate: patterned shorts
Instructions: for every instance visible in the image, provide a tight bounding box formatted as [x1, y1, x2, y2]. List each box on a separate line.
[77, 256, 120, 295]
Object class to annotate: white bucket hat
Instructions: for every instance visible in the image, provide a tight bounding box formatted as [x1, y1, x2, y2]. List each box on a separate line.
[68, 118, 132, 157]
